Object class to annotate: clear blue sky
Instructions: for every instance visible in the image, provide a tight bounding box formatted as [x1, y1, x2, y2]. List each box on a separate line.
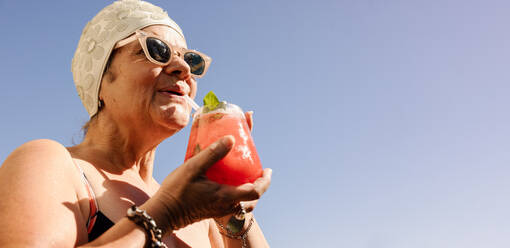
[1, 0, 510, 247]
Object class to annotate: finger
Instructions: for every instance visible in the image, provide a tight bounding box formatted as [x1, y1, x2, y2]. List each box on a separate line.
[245, 111, 253, 131]
[251, 168, 272, 197]
[241, 200, 258, 213]
[223, 168, 272, 202]
[183, 136, 235, 177]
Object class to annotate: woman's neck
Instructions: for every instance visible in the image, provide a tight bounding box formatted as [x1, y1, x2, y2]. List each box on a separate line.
[71, 114, 169, 184]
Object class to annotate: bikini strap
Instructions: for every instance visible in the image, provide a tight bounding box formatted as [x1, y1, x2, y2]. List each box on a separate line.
[72, 161, 99, 234]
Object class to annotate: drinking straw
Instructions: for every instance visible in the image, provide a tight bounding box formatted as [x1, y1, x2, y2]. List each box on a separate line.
[184, 95, 200, 111]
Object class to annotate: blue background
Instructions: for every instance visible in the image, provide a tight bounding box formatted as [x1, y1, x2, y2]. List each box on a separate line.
[1, 0, 510, 247]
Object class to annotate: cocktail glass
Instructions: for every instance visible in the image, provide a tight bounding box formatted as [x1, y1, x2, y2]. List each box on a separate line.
[184, 102, 263, 186]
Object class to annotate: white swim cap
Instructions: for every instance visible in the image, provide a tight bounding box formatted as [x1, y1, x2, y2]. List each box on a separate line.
[71, 0, 184, 117]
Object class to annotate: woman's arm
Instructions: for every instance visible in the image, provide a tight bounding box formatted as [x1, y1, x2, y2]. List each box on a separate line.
[207, 112, 270, 248]
[0, 139, 150, 247]
[0, 137, 271, 247]
[208, 172, 272, 248]
[88, 135, 272, 247]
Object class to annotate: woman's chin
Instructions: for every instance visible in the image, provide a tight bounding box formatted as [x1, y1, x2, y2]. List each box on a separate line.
[155, 104, 191, 130]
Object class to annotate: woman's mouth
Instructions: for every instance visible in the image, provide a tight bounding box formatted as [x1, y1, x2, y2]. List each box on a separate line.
[157, 90, 188, 105]
[161, 90, 184, 96]
[158, 84, 188, 97]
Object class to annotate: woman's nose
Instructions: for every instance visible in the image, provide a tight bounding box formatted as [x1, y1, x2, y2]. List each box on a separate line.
[164, 54, 191, 80]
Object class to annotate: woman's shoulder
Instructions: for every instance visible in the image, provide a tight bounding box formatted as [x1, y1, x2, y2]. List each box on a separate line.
[12, 138, 68, 152]
[1, 139, 76, 178]
[0, 138, 85, 201]
[0, 139, 90, 246]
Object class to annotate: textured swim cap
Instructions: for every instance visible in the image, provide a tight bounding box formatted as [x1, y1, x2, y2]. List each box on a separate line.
[71, 0, 185, 117]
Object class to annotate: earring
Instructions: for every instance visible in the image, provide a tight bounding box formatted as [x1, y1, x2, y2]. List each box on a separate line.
[98, 99, 104, 109]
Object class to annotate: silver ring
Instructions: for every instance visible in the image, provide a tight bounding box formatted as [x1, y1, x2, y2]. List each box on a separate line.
[234, 202, 246, 220]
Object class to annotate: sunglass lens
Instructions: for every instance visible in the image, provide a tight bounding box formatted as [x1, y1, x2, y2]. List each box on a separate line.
[146, 37, 170, 63]
[184, 52, 205, 75]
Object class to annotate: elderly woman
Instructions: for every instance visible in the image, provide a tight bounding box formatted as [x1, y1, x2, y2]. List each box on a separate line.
[0, 0, 271, 247]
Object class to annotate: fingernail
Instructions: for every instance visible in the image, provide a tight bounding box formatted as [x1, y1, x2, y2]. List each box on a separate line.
[248, 111, 254, 115]
[221, 135, 235, 149]
[210, 136, 234, 154]
[209, 139, 222, 151]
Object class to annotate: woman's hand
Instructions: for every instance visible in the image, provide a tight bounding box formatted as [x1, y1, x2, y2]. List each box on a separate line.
[145, 135, 272, 233]
[210, 110, 266, 230]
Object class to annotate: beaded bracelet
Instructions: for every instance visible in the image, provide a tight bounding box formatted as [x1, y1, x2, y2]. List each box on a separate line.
[215, 216, 255, 248]
[126, 205, 167, 248]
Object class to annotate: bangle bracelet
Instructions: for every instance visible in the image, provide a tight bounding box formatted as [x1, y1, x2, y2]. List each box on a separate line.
[215, 216, 254, 248]
[126, 205, 167, 248]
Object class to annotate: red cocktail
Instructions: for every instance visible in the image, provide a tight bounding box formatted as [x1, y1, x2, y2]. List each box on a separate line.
[185, 102, 263, 186]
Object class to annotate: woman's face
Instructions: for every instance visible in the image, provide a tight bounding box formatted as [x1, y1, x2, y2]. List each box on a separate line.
[100, 25, 197, 136]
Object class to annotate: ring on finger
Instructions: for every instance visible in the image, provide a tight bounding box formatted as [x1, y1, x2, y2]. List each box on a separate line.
[234, 202, 246, 220]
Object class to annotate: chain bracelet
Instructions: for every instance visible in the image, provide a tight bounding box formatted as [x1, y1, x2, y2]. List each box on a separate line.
[126, 205, 168, 248]
[216, 217, 254, 248]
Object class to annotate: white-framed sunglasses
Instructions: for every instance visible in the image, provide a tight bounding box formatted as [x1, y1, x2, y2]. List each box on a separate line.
[115, 30, 212, 78]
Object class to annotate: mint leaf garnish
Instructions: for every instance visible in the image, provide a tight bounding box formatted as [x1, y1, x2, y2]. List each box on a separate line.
[203, 91, 220, 110]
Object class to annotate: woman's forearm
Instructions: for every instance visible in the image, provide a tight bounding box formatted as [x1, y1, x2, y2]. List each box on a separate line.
[244, 218, 269, 248]
[78, 198, 170, 248]
[78, 218, 148, 248]
[217, 214, 269, 248]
